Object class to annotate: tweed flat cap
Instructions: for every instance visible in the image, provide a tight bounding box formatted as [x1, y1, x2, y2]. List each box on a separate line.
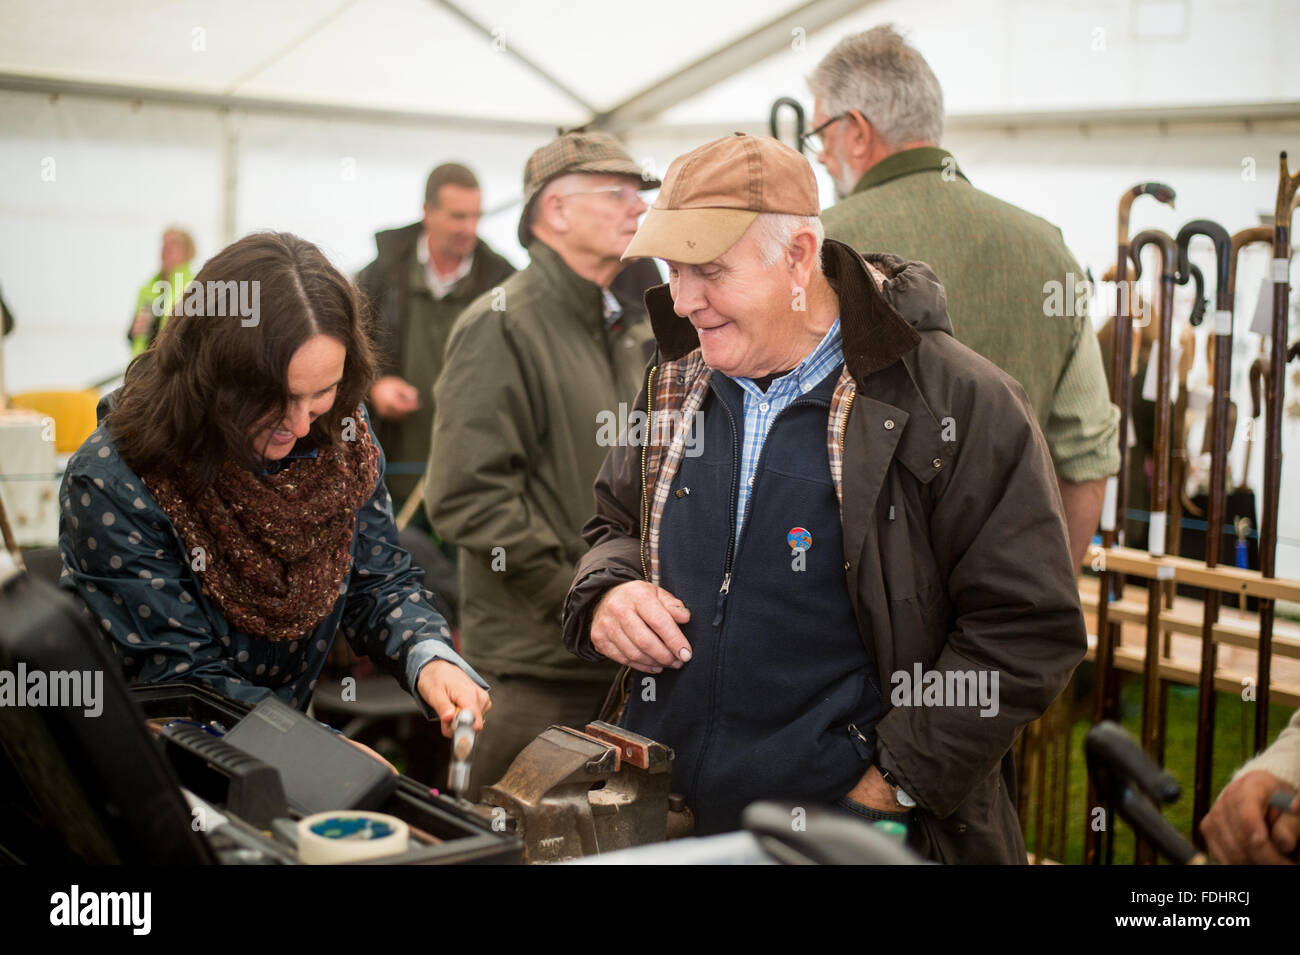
[517, 130, 660, 246]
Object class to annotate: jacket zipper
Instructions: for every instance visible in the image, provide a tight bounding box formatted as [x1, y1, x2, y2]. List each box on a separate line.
[639, 364, 658, 581]
[838, 388, 856, 451]
[692, 391, 741, 804]
[691, 391, 830, 805]
[713, 394, 829, 629]
[711, 396, 742, 627]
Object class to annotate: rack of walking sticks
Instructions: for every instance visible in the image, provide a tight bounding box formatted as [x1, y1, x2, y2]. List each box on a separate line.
[1083, 152, 1300, 865]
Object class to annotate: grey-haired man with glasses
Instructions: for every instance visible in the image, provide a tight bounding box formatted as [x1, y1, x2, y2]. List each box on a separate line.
[809, 26, 1118, 573]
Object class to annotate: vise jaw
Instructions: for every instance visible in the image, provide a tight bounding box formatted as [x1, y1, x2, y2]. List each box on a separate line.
[480, 721, 683, 863]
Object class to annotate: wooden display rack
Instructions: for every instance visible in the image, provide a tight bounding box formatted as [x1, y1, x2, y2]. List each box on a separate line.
[1078, 550, 1300, 709]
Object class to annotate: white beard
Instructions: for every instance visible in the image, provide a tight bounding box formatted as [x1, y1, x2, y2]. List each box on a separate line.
[830, 143, 859, 200]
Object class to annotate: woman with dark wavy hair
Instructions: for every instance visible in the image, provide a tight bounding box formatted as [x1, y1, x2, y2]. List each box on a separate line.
[58, 232, 489, 738]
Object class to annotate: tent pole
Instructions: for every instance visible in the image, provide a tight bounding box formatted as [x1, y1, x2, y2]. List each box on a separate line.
[221, 111, 239, 247]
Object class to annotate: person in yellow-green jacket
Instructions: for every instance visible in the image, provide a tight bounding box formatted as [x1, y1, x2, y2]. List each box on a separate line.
[127, 227, 196, 356]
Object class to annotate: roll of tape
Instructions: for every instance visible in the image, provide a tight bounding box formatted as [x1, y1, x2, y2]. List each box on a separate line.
[297, 811, 409, 865]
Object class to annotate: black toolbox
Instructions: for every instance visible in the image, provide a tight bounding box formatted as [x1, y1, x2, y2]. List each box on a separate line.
[134, 683, 520, 865]
[0, 566, 520, 865]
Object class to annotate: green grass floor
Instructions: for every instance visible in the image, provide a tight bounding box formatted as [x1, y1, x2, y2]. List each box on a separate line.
[1029, 667, 1293, 864]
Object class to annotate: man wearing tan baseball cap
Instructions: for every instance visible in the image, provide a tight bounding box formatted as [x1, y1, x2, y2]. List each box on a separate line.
[562, 133, 1087, 864]
[425, 130, 660, 797]
[622, 131, 821, 266]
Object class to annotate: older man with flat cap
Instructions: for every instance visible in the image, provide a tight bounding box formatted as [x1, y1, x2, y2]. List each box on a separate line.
[561, 133, 1086, 864]
[426, 131, 659, 797]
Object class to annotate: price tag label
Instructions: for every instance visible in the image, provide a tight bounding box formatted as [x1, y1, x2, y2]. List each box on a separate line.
[1251, 276, 1274, 336]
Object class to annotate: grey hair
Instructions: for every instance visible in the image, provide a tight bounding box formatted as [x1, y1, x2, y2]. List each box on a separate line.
[529, 172, 583, 232]
[808, 25, 944, 148]
[749, 213, 824, 269]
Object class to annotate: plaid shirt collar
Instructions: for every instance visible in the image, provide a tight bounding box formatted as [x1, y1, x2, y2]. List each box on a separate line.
[728, 316, 843, 398]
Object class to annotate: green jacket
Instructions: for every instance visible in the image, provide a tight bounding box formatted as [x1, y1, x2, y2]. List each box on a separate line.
[426, 241, 656, 680]
[822, 148, 1118, 482]
[129, 264, 195, 357]
[358, 224, 516, 504]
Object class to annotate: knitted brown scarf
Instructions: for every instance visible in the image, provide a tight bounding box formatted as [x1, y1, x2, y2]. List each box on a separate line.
[143, 410, 380, 641]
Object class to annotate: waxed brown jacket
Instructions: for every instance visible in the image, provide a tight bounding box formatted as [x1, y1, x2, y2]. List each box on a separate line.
[562, 239, 1087, 864]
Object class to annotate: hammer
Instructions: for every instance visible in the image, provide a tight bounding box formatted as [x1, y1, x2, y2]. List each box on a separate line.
[447, 708, 476, 800]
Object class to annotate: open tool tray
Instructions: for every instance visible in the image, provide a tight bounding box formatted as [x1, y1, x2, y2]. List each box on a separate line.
[132, 683, 522, 865]
[0, 568, 517, 864]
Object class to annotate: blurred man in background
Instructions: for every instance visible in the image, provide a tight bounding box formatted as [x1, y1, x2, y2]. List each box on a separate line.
[810, 26, 1119, 572]
[358, 163, 515, 508]
[127, 226, 195, 356]
[426, 132, 658, 797]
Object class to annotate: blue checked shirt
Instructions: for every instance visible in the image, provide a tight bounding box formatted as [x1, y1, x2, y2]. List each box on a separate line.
[730, 317, 843, 541]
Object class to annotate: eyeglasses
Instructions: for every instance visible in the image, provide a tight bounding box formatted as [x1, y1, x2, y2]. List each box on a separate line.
[800, 113, 848, 155]
[558, 185, 647, 205]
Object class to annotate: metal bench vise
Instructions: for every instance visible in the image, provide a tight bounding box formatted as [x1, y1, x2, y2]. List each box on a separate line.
[480, 721, 692, 863]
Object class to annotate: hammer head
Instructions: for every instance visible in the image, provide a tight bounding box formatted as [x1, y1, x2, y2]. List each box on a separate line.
[447, 709, 476, 798]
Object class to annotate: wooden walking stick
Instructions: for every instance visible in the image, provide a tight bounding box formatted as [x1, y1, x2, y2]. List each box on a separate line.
[1095, 183, 1178, 713]
[1167, 264, 1206, 572]
[1107, 183, 1177, 556]
[1255, 154, 1300, 753]
[1225, 227, 1275, 591]
[1132, 231, 1178, 564]
[1174, 219, 1232, 845]
[1167, 264, 1206, 571]
[1086, 181, 1174, 866]
[1241, 355, 1265, 495]
[1235, 357, 1266, 614]
[1130, 230, 1177, 864]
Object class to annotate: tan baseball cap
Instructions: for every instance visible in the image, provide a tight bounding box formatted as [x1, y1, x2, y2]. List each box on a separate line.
[622, 133, 819, 264]
[517, 130, 659, 246]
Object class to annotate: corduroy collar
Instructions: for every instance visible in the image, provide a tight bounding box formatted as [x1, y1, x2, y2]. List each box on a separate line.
[850, 146, 967, 194]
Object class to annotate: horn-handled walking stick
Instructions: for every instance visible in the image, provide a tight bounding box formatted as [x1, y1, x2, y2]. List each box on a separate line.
[1256, 155, 1300, 753]
[1174, 219, 1232, 846]
[1095, 183, 1178, 711]
[1109, 184, 1178, 558]
[1087, 182, 1175, 865]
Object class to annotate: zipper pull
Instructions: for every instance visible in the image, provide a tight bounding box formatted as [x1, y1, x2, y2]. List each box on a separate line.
[713, 573, 732, 626]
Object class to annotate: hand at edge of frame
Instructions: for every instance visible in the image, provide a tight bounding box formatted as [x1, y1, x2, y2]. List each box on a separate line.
[1201, 770, 1295, 864]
